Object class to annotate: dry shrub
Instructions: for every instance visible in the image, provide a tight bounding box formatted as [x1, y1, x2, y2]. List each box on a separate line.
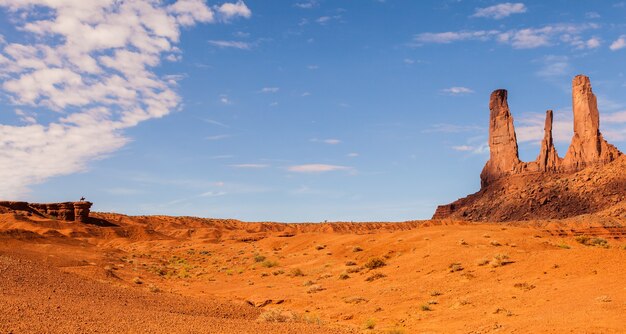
[343, 296, 368, 304]
[448, 262, 463, 272]
[364, 257, 386, 270]
[307, 284, 326, 294]
[365, 272, 386, 282]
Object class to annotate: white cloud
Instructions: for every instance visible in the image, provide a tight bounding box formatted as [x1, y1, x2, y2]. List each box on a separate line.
[301, 92, 311, 97]
[287, 164, 352, 173]
[347, 152, 359, 157]
[219, 94, 232, 104]
[472, 3, 527, 19]
[307, 65, 319, 70]
[208, 40, 251, 49]
[413, 24, 598, 49]
[260, 87, 279, 93]
[217, 1, 251, 20]
[610, 35, 626, 51]
[442, 86, 474, 95]
[229, 164, 269, 168]
[0, 0, 250, 198]
[585, 37, 601, 49]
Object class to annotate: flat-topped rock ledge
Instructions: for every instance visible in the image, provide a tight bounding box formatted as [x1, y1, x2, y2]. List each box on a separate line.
[0, 201, 92, 222]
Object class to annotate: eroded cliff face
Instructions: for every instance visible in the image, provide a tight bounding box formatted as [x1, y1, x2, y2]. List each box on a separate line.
[479, 74, 621, 187]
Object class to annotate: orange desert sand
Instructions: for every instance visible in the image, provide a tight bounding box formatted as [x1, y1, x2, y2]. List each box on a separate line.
[1, 212, 625, 333]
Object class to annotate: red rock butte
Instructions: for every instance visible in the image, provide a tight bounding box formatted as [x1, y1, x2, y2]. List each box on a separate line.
[0, 201, 92, 222]
[434, 75, 624, 221]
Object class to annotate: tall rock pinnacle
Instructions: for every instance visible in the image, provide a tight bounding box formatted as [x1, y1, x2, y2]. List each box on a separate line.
[480, 89, 522, 187]
[535, 110, 560, 172]
[561, 75, 621, 171]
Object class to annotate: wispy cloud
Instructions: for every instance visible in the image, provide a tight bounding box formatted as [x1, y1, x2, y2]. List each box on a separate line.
[471, 2, 527, 19]
[206, 134, 231, 140]
[441, 86, 474, 95]
[310, 138, 341, 145]
[203, 119, 230, 128]
[424, 124, 483, 133]
[451, 144, 488, 154]
[287, 164, 352, 173]
[347, 152, 359, 157]
[316, 15, 341, 25]
[412, 23, 599, 49]
[208, 40, 251, 49]
[259, 87, 280, 93]
[0, 0, 251, 198]
[229, 164, 270, 168]
[294, 1, 318, 9]
[536, 55, 570, 78]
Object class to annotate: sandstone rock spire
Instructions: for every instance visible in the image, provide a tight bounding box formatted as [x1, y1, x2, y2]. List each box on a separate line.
[561, 75, 620, 171]
[480, 89, 522, 187]
[535, 110, 560, 172]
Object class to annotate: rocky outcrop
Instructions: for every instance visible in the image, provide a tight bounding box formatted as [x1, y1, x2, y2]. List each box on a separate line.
[434, 74, 623, 221]
[561, 75, 621, 171]
[0, 201, 92, 222]
[479, 75, 621, 187]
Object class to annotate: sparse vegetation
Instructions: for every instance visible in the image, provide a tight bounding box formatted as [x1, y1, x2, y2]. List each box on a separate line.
[303, 280, 315, 286]
[364, 257, 386, 270]
[148, 284, 160, 293]
[420, 304, 432, 311]
[345, 260, 357, 266]
[338, 272, 350, 280]
[254, 254, 266, 262]
[575, 236, 609, 248]
[557, 243, 571, 249]
[352, 246, 363, 252]
[430, 290, 442, 297]
[132, 277, 143, 284]
[459, 239, 468, 246]
[258, 308, 293, 322]
[490, 240, 501, 246]
[315, 244, 326, 250]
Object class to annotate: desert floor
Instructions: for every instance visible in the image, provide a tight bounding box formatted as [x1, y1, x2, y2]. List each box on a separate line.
[1, 212, 625, 333]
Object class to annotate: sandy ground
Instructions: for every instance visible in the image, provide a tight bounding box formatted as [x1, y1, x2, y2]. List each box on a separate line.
[1, 212, 625, 333]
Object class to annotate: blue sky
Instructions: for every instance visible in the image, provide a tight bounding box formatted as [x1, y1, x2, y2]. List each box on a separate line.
[0, 1, 625, 221]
